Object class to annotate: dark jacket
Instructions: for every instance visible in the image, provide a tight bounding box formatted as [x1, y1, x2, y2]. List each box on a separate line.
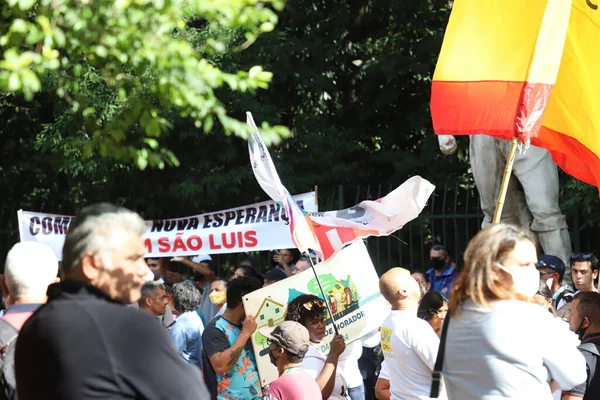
[15, 280, 209, 400]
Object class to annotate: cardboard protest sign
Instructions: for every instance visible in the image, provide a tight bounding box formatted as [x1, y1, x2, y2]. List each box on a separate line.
[243, 241, 390, 386]
[17, 192, 316, 260]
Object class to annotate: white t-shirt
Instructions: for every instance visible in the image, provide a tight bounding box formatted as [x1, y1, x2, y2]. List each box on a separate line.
[379, 359, 389, 380]
[381, 310, 446, 400]
[361, 329, 382, 348]
[443, 299, 586, 400]
[302, 345, 350, 400]
[338, 340, 363, 389]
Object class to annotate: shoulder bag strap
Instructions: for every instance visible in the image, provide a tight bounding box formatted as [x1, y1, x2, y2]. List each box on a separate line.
[430, 314, 451, 398]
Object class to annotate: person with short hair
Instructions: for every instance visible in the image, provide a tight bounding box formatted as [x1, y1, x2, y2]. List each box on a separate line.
[145, 257, 162, 282]
[169, 281, 204, 370]
[0, 242, 60, 398]
[571, 253, 599, 293]
[273, 249, 300, 276]
[15, 203, 209, 400]
[379, 267, 446, 399]
[292, 257, 311, 275]
[426, 244, 458, 297]
[260, 321, 322, 400]
[442, 224, 585, 399]
[563, 291, 600, 399]
[536, 254, 573, 310]
[138, 281, 168, 318]
[171, 254, 219, 324]
[202, 276, 262, 399]
[1, 242, 59, 330]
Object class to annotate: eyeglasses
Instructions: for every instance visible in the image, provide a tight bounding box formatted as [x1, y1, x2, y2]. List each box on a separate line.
[303, 299, 326, 311]
[571, 253, 594, 261]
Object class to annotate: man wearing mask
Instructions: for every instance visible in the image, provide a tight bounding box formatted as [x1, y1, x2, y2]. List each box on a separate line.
[260, 321, 322, 400]
[536, 254, 573, 310]
[209, 280, 227, 317]
[564, 292, 600, 399]
[425, 244, 458, 297]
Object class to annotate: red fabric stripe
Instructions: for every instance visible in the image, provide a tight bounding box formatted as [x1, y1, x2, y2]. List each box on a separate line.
[534, 126, 600, 189]
[431, 80, 600, 191]
[431, 80, 553, 139]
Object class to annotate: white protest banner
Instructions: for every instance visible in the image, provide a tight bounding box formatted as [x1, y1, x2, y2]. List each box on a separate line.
[242, 241, 390, 386]
[247, 112, 435, 262]
[17, 192, 316, 261]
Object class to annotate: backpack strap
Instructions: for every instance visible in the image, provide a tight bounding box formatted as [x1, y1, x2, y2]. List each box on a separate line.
[579, 342, 600, 357]
[430, 314, 450, 398]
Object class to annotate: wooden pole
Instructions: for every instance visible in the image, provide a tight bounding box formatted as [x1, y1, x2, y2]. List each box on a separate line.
[314, 185, 319, 209]
[492, 137, 520, 223]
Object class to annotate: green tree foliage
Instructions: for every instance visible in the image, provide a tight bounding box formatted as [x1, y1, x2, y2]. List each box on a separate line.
[0, 0, 289, 169]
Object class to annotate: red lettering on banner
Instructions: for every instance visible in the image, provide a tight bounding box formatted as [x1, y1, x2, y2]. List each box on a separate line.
[209, 234, 222, 250]
[207, 230, 259, 250]
[187, 235, 202, 251]
[158, 237, 171, 253]
[144, 238, 153, 253]
[172, 233, 187, 252]
[244, 231, 258, 247]
[223, 233, 236, 249]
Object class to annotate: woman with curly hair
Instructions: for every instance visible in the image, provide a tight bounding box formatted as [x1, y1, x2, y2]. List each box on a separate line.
[417, 291, 448, 338]
[285, 294, 351, 399]
[440, 224, 586, 399]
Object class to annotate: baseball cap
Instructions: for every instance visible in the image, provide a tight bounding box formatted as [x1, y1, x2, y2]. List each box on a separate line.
[192, 254, 212, 263]
[259, 321, 310, 357]
[536, 255, 566, 280]
[263, 268, 287, 282]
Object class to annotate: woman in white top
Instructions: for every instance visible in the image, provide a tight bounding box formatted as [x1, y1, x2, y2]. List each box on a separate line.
[441, 224, 586, 400]
[285, 294, 350, 399]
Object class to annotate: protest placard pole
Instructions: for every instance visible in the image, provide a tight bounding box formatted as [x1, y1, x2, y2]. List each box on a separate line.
[315, 185, 319, 209]
[492, 137, 519, 223]
[307, 253, 339, 335]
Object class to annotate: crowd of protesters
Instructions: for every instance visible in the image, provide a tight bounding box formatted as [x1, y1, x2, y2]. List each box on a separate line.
[0, 203, 599, 399]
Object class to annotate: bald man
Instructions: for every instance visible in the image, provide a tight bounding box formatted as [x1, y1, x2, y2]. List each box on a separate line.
[379, 268, 447, 400]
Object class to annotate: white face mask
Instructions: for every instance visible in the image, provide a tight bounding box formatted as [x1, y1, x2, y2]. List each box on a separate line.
[496, 263, 539, 297]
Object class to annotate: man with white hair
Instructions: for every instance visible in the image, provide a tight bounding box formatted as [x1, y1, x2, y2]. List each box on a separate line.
[15, 203, 209, 400]
[1, 242, 59, 331]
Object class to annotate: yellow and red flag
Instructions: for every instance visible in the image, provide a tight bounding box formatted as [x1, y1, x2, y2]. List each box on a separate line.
[431, 0, 600, 189]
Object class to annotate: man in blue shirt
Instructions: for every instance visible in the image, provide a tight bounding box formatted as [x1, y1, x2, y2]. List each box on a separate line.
[426, 244, 458, 297]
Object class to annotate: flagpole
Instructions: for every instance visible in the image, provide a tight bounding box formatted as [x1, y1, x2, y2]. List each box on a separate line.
[492, 137, 519, 223]
[306, 253, 340, 335]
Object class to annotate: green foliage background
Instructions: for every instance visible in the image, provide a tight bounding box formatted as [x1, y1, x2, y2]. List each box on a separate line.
[1, 0, 598, 265]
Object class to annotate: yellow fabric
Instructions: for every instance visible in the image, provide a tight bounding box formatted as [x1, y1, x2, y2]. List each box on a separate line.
[433, 0, 570, 84]
[543, 2, 600, 157]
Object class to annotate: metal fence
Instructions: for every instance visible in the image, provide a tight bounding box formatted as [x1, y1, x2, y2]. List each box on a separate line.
[0, 181, 598, 278]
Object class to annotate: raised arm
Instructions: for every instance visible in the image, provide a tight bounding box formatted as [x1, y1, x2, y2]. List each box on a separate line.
[171, 257, 215, 278]
[208, 316, 256, 376]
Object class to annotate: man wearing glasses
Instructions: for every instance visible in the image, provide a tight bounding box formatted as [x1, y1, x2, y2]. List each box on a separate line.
[536, 255, 573, 310]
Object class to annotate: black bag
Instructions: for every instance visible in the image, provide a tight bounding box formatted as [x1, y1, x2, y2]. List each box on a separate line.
[0, 318, 19, 400]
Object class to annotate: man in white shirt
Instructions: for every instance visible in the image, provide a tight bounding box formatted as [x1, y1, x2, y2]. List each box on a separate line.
[379, 268, 447, 400]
